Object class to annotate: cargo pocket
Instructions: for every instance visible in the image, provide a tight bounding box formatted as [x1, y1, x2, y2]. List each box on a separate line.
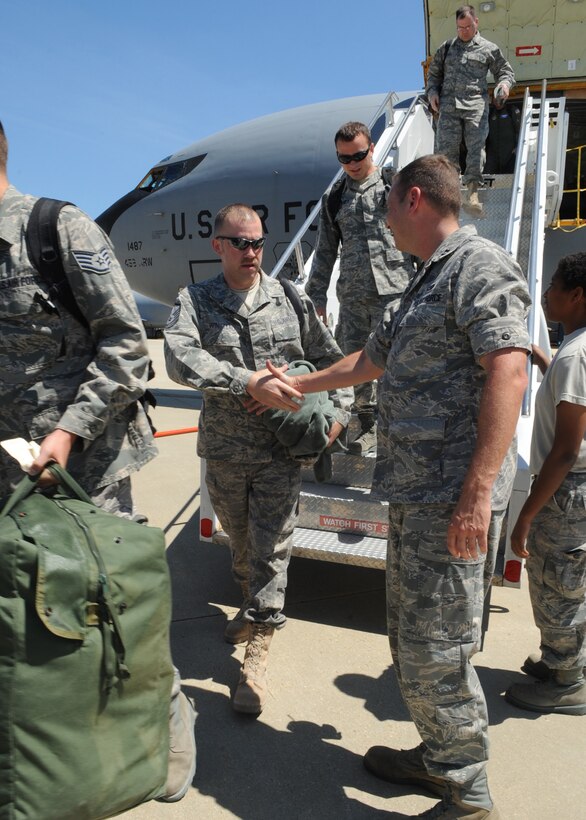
[409, 542, 483, 644]
[551, 549, 586, 601]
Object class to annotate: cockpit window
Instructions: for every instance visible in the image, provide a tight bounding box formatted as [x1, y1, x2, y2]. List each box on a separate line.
[137, 153, 207, 193]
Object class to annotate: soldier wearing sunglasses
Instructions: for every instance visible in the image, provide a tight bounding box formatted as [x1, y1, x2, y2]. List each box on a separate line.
[306, 121, 411, 456]
[164, 203, 352, 716]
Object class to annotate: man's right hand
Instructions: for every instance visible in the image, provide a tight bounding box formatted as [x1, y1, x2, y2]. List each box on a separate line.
[246, 365, 304, 414]
[428, 93, 440, 114]
[316, 306, 328, 325]
[28, 428, 77, 487]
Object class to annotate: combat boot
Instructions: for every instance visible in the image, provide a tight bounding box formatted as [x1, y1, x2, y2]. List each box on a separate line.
[506, 667, 586, 715]
[348, 412, 377, 455]
[224, 581, 251, 644]
[521, 652, 552, 680]
[521, 652, 586, 681]
[463, 182, 483, 218]
[364, 743, 445, 797]
[412, 773, 500, 819]
[232, 623, 274, 714]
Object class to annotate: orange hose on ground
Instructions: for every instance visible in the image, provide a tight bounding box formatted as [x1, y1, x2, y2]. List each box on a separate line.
[154, 427, 199, 438]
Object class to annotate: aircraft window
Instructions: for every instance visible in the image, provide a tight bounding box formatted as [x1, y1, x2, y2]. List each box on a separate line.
[137, 153, 206, 193]
[371, 114, 386, 145]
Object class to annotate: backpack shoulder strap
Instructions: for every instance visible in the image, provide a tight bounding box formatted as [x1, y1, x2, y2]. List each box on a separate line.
[325, 176, 347, 226]
[443, 37, 456, 63]
[381, 166, 395, 186]
[25, 197, 88, 328]
[277, 274, 309, 338]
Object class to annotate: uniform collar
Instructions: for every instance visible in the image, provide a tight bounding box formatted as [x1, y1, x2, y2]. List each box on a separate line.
[0, 185, 28, 244]
[345, 166, 381, 192]
[425, 224, 477, 268]
[211, 269, 278, 316]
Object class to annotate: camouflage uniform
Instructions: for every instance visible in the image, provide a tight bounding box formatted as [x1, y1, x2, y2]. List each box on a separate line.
[525, 328, 586, 673]
[306, 168, 410, 415]
[365, 225, 531, 785]
[164, 272, 352, 627]
[0, 186, 157, 506]
[426, 34, 515, 185]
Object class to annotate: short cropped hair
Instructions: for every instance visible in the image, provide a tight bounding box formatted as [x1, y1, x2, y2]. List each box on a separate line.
[456, 5, 477, 20]
[392, 154, 461, 218]
[554, 253, 586, 292]
[214, 203, 260, 236]
[0, 121, 7, 171]
[334, 121, 371, 145]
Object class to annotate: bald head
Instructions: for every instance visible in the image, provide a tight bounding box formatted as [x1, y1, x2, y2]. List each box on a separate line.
[214, 203, 260, 237]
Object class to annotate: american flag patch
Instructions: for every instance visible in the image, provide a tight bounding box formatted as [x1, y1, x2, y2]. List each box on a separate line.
[72, 246, 112, 274]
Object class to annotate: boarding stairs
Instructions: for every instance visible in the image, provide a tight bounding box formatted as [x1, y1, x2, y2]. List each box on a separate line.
[201, 84, 569, 579]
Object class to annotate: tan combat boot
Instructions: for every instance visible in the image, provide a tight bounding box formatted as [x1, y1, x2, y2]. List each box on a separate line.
[232, 623, 274, 714]
[464, 182, 483, 217]
[224, 581, 251, 644]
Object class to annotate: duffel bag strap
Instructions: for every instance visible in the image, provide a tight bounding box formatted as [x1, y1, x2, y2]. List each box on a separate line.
[0, 463, 95, 520]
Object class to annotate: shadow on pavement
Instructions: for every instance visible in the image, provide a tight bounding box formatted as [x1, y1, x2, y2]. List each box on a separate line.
[180, 678, 438, 820]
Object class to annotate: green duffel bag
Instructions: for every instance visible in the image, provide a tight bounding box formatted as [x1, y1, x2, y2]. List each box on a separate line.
[0, 465, 174, 819]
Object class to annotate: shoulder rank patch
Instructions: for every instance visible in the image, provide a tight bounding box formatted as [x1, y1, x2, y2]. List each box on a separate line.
[72, 246, 112, 274]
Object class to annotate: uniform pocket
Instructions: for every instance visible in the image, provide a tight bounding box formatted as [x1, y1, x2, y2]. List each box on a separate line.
[413, 543, 484, 644]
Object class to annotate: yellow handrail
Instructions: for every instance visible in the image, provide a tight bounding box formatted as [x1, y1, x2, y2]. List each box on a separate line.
[554, 143, 586, 231]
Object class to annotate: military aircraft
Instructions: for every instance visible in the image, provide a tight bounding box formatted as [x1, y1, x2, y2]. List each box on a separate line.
[98, 0, 585, 313]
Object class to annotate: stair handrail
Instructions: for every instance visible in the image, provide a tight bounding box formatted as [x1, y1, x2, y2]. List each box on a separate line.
[522, 80, 549, 417]
[503, 87, 532, 259]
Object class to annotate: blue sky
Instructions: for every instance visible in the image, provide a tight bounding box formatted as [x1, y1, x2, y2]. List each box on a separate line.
[2, 1, 426, 219]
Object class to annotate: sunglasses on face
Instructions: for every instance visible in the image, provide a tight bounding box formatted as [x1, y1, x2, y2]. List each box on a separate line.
[336, 147, 370, 165]
[216, 236, 266, 251]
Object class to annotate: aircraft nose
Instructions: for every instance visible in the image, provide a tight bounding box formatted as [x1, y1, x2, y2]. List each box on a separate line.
[96, 188, 151, 235]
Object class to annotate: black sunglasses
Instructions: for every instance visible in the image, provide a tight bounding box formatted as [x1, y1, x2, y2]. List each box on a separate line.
[216, 236, 266, 251]
[336, 148, 370, 165]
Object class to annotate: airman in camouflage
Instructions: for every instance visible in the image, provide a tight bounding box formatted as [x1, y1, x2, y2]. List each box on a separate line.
[252, 156, 531, 818]
[164, 203, 351, 714]
[0, 181, 156, 507]
[0, 120, 195, 803]
[306, 121, 411, 454]
[506, 253, 586, 717]
[426, 5, 515, 214]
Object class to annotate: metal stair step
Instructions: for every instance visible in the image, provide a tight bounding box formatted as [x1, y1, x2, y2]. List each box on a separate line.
[212, 525, 386, 570]
[298, 481, 388, 538]
[290, 527, 386, 569]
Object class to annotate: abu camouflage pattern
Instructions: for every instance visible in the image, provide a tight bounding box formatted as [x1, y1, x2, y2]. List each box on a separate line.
[306, 167, 410, 310]
[366, 225, 531, 506]
[164, 270, 352, 624]
[426, 33, 515, 184]
[307, 166, 411, 412]
[0, 186, 156, 495]
[526, 473, 586, 673]
[386, 504, 506, 784]
[205, 454, 301, 627]
[164, 271, 353, 462]
[435, 101, 489, 186]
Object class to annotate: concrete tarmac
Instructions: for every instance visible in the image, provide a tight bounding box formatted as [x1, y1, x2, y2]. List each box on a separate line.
[121, 340, 585, 820]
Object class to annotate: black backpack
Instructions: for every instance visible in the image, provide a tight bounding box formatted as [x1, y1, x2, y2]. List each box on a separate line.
[25, 198, 87, 326]
[25, 197, 157, 426]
